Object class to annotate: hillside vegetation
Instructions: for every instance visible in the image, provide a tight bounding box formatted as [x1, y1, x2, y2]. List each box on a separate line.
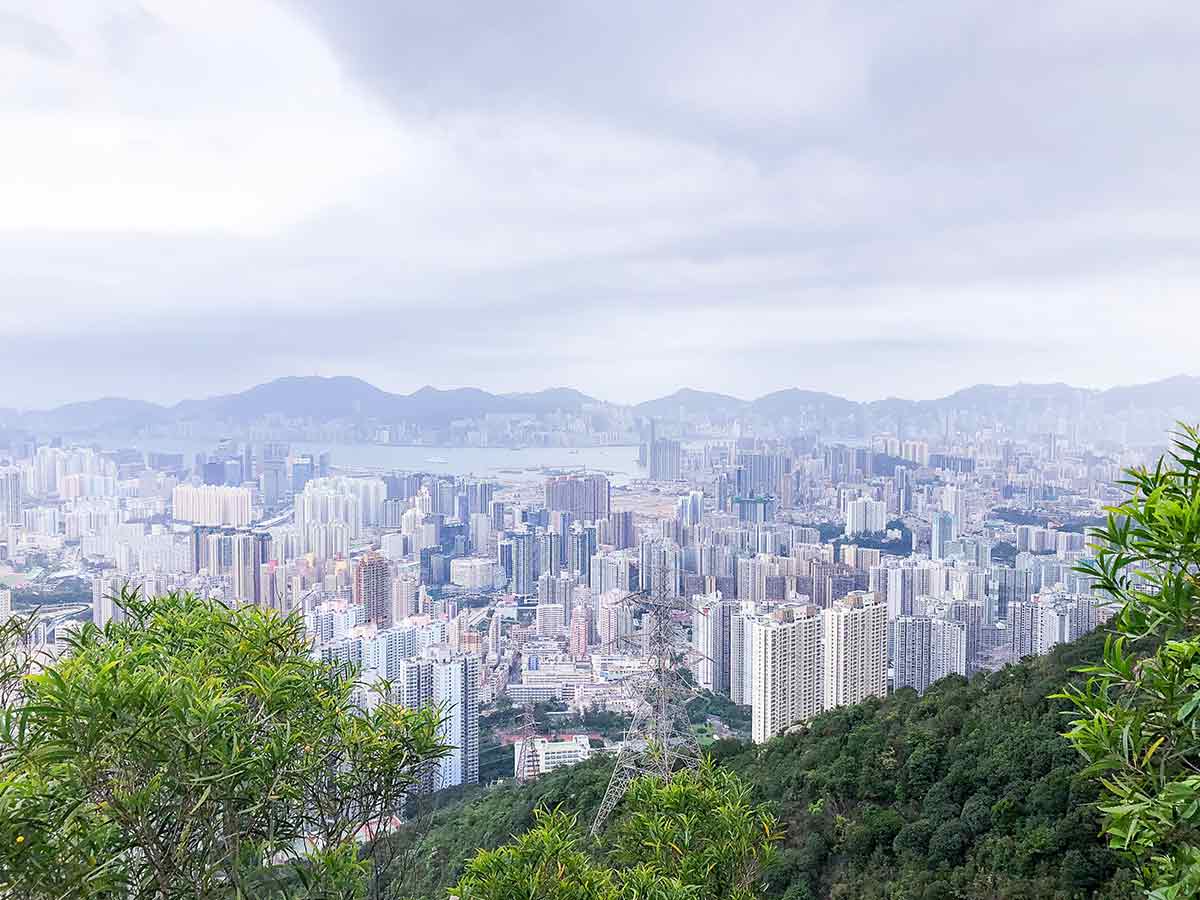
[396, 629, 1137, 899]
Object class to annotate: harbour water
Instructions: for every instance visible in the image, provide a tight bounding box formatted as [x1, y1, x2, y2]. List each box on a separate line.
[102, 438, 643, 485]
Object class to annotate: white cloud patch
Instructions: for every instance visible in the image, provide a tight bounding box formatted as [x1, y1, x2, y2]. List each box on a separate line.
[1, 0, 1199, 406]
[0, 0, 401, 236]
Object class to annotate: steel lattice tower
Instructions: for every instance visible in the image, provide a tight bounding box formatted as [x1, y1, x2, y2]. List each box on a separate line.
[591, 568, 707, 834]
[513, 704, 540, 783]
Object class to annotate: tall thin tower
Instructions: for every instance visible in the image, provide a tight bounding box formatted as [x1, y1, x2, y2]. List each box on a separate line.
[591, 568, 704, 834]
[513, 704, 540, 783]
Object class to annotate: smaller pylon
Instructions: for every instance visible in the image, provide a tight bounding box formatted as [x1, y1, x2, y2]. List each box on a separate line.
[513, 704, 540, 783]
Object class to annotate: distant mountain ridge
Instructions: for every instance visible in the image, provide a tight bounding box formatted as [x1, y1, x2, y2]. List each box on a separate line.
[2, 378, 602, 434]
[3, 374, 1198, 435]
[638, 377, 1200, 425]
[633, 388, 747, 419]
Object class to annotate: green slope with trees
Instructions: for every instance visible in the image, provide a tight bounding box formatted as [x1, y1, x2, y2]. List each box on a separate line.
[453, 762, 781, 900]
[392, 629, 1138, 899]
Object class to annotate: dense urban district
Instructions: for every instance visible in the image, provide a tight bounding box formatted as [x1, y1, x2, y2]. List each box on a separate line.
[2, 375, 1198, 897]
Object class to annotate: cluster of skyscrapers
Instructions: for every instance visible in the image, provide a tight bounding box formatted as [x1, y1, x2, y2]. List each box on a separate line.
[0, 413, 1135, 792]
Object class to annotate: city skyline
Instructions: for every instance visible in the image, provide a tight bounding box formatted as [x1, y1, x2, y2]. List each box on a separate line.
[5, 3, 1200, 406]
[5, 425, 1125, 792]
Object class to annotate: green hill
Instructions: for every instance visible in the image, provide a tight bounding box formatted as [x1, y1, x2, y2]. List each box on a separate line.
[393, 629, 1137, 899]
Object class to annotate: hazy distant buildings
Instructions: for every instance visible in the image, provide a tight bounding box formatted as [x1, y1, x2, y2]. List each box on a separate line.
[886, 567, 916, 619]
[449, 557, 498, 590]
[590, 549, 638, 596]
[394, 657, 434, 711]
[506, 530, 537, 596]
[941, 485, 966, 523]
[737, 554, 777, 605]
[172, 484, 252, 527]
[392, 574, 420, 621]
[230, 530, 271, 607]
[2, 369, 1138, 783]
[188, 526, 271, 606]
[92, 574, 127, 628]
[355, 553, 392, 627]
[569, 604, 591, 659]
[930, 511, 955, 561]
[845, 498, 887, 536]
[1005, 592, 1111, 661]
[734, 496, 777, 524]
[606, 510, 636, 549]
[735, 450, 791, 501]
[544, 474, 611, 522]
[677, 491, 704, 527]
[639, 539, 681, 597]
[648, 438, 682, 481]
[597, 589, 635, 652]
[0, 468, 22, 528]
[291, 455, 316, 493]
[941, 599, 985, 674]
[535, 601, 566, 637]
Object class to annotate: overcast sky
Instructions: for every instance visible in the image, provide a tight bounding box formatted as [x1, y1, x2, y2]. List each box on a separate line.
[3, 1, 1199, 409]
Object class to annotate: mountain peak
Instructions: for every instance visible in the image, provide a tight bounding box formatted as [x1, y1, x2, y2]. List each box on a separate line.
[11, 374, 1200, 437]
[634, 388, 748, 418]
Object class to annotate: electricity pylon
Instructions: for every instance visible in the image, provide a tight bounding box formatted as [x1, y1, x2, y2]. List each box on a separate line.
[513, 703, 540, 783]
[591, 567, 707, 834]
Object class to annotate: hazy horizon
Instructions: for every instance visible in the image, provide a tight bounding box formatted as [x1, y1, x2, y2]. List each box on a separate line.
[12, 370, 1200, 414]
[5, 2, 1200, 406]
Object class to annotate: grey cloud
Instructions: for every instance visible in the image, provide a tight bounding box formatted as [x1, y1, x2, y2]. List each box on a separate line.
[288, 2, 1200, 163]
[285, 1, 1200, 273]
[98, 3, 162, 69]
[4, 2, 1200, 406]
[0, 11, 72, 59]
